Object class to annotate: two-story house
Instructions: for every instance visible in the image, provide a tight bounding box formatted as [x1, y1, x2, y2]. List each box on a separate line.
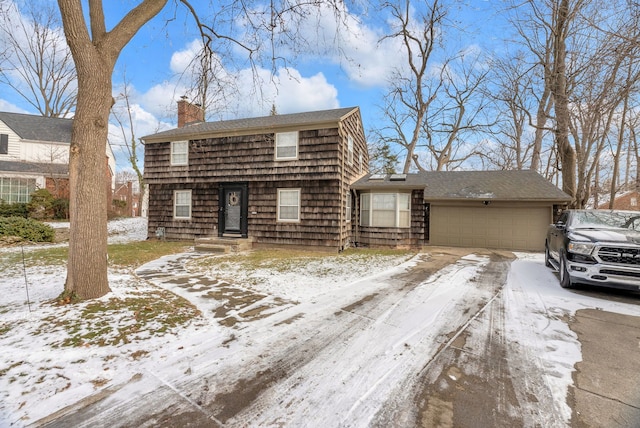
[142, 102, 368, 251]
[0, 111, 116, 204]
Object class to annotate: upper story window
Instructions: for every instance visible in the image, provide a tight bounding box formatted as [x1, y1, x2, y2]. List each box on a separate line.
[173, 190, 192, 219]
[277, 188, 301, 222]
[631, 197, 637, 207]
[360, 192, 411, 228]
[275, 131, 298, 160]
[0, 134, 8, 155]
[171, 140, 189, 166]
[347, 135, 354, 165]
[359, 152, 363, 174]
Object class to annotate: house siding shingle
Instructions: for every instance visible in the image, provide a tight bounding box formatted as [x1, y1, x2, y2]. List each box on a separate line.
[144, 107, 368, 250]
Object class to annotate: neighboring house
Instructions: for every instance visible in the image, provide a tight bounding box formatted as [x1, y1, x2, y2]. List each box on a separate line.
[142, 102, 368, 250]
[597, 190, 640, 211]
[0, 111, 116, 204]
[112, 181, 140, 217]
[352, 170, 571, 251]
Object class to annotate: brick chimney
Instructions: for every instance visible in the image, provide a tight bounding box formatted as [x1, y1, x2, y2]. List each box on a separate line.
[177, 98, 205, 128]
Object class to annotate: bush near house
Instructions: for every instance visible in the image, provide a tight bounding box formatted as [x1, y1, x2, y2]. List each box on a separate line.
[0, 190, 68, 220]
[0, 201, 28, 218]
[0, 216, 55, 242]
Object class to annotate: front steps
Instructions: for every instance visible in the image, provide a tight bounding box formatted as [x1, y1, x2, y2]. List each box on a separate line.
[194, 236, 254, 253]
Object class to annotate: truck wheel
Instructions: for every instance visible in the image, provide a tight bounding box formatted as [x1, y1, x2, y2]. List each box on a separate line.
[559, 253, 574, 289]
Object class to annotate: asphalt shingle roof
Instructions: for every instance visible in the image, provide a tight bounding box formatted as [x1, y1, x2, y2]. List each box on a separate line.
[142, 107, 360, 143]
[0, 112, 72, 144]
[353, 170, 571, 202]
[0, 160, 68, 175]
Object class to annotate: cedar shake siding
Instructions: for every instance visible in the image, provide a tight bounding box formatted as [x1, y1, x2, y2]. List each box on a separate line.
[143, 107, 368, 250]
[353, 189, 425, 249]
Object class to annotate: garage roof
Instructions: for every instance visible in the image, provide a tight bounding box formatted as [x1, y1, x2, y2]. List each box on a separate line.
[352, 170, 571, 202]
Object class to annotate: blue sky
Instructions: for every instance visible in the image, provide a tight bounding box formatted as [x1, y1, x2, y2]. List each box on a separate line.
[0, 0, 507, 171]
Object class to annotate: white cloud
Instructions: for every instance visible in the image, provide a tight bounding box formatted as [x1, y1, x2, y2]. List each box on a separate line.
[288, 4, 406, 88]
[228, 67, 339, 117]
[169, 39, 204, 74]
[0, 99, 30, 113]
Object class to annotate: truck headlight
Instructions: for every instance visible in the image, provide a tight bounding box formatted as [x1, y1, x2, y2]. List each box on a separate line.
[568, 242, 594, 255]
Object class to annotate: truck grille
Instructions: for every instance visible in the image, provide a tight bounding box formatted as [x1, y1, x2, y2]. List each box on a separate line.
[597, 246, 640, 266]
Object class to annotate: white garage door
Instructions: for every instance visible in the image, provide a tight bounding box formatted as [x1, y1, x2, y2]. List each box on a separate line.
[430, 205, 550, 251]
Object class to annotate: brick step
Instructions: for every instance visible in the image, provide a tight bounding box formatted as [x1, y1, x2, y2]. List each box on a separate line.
[194, 237, 254, 253]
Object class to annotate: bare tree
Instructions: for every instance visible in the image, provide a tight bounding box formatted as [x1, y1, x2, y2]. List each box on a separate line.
[373, 0, 490, 173]
[0, 1, 76, 117]
[111, 78, 145, 218]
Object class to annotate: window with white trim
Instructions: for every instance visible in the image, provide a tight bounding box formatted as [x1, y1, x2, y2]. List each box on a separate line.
[277, 188, 300, 222]
[173, 190, 192, 219]
[171, 140, 189, 165]
[360, 192, 411, 228]
[346, 191, 352, 223]
[359, 152, 363, 174]
[0, 177, 36, 203]
[275, 131, 298, 160]
[347, 135, 354, 165]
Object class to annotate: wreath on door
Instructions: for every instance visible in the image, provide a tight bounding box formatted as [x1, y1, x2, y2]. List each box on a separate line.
[229, 192, 239, 206]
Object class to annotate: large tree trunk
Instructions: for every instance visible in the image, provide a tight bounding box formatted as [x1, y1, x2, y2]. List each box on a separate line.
[57, 0, 168, 299]
[65, 63, 113, 299]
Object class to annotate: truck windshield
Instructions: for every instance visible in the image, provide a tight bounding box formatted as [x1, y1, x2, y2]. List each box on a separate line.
[571, 211, 640, 231]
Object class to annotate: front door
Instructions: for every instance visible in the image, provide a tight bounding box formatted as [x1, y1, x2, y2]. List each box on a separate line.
[219, 183, 248, 237]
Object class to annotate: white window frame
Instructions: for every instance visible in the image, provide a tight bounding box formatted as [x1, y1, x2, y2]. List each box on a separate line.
[275, 131, 299, 160]
[346, 191, 352, 223]
[173, 190, 192, 219]
[359, 192, 411, 228]
[277, 188, 301, 222]
[171, 140, 189, 166]
[347, 135, 354, 165]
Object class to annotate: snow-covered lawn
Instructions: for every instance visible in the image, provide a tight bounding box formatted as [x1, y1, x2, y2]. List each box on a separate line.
[1, 219, 640, 426]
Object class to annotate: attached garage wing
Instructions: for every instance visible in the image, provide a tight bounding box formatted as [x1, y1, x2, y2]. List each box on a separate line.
[429, 204, 552, 251]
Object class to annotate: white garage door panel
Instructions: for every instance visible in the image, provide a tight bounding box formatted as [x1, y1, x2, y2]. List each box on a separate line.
[430, 206, 549, 251]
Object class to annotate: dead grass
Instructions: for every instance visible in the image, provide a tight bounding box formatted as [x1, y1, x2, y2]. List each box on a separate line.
[38, 289, 201, 348]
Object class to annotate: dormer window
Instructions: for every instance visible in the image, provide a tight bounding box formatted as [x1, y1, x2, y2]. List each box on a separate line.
[275, 131, 298, 160]
[171, 140, 188, 166]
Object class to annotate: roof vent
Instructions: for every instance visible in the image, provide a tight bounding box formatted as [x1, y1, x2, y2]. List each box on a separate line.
[389, 173, 407, 181]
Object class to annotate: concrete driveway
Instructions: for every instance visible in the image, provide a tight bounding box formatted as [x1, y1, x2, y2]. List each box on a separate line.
[36, 248, 640, 428]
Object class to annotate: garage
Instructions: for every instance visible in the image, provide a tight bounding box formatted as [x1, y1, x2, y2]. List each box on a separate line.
[352, 170, 571, 250]
[429, 204, 552, 251]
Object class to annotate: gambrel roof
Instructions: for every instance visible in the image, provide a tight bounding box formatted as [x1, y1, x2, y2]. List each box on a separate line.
[353, 170, 571, 202]
[0, 112, 72, 143]
[142, 107, 361, 143]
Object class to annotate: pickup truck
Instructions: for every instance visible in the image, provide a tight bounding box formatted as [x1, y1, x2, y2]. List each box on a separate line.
[545, 209, 640, 290]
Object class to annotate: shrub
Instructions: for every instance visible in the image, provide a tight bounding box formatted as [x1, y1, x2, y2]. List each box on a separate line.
[0, 201, 28, 218]
[27, 189, 55, 220]
[0, 216, 55, 242]
[53, 198, 69, 220]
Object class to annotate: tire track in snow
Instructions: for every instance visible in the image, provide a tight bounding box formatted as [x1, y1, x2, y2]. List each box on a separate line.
[216, 253, 500, 427]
